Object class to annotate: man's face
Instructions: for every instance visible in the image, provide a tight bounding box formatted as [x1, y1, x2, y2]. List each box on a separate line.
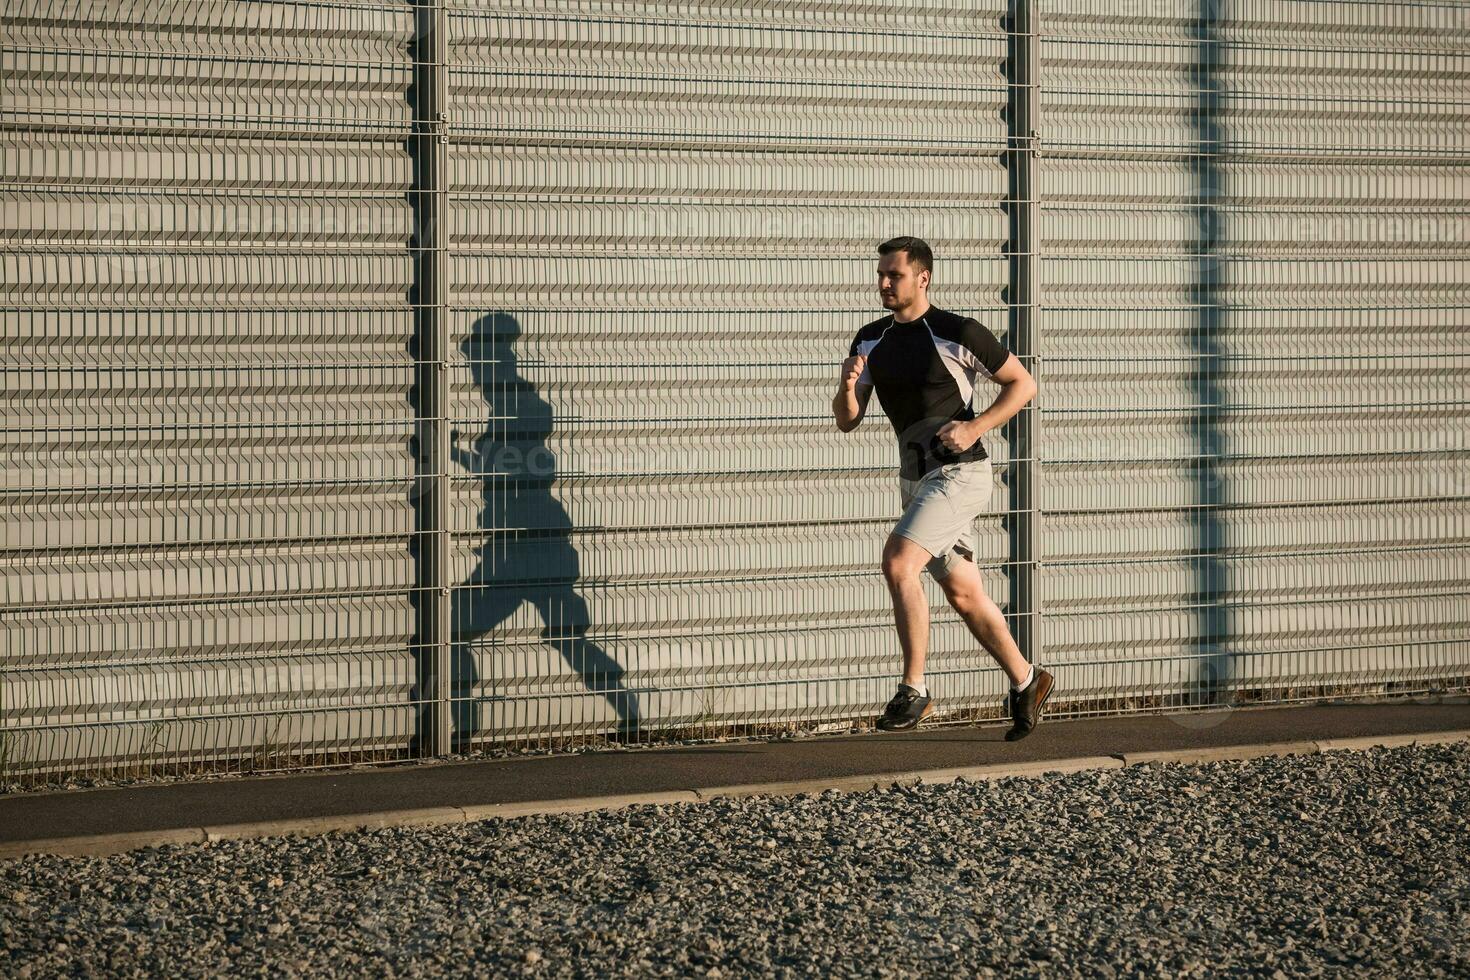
[877, 251, 929, 312]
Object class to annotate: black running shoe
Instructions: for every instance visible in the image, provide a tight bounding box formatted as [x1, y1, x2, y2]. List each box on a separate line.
[876, 684, 932, 732]
[1004, 668, 1055, 741]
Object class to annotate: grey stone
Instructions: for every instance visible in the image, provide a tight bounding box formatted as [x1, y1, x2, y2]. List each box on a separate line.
[1, 743, 1466, 977]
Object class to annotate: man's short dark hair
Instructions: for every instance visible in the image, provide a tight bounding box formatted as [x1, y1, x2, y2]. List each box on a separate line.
[877, 236, 933, 276]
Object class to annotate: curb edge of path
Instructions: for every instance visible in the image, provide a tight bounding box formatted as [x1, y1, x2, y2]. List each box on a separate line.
[5, 730, 1468, 860]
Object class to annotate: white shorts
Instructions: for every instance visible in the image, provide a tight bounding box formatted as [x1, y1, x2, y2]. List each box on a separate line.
[891, 459, 994, 579]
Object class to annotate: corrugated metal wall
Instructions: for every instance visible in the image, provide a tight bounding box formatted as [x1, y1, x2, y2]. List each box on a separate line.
[442, 1, 1012, 745]
[1039, 0, 1470, 713]
[3, 0, 1466, 783]
[2, 1, 420, 776]
[1218, 1, 1470, 697]
[1039, 1, 1231, 711]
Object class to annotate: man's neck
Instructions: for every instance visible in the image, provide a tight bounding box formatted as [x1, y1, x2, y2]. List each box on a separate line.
[893, 301, 932, 324]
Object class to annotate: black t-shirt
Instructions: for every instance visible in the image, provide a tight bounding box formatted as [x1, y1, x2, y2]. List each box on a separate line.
[848, 305, 1011, 481]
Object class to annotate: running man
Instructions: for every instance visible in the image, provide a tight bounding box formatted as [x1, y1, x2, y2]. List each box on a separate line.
[834, 237, 1054, 739]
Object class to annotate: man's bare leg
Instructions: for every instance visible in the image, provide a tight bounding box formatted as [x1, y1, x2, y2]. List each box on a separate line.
[881, 533, 936, 687]
[934, 555, 1030, 686]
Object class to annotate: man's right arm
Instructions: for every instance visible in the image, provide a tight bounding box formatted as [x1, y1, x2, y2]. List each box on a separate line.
[833, 354, 872, 432]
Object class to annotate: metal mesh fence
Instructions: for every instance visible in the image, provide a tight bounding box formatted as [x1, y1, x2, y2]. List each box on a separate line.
[3, 0, 422, 781]
[2, 0, 1466, 786]
[1037, 0, 1469, 718]
[439, 0, 1013, 750]
[1215, 0, 1469, 703]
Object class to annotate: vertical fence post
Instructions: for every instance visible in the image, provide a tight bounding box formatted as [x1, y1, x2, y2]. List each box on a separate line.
[1006, 0, 1042, 666]
[412, 0, 452, 756]
[1191, 0, 1232, 704]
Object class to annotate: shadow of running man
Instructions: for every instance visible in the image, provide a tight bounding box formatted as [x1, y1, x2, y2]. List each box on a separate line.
[447, 311, 642, 747]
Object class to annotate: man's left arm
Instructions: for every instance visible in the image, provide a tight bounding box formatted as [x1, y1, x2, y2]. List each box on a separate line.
[939, 319, 1038, 452]
[960, 354, 1037, 447]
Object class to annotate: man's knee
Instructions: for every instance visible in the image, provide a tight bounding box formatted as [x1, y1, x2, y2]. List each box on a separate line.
[937, 557, 985, 609]
[940, 577, 981, 612]
[882, 534, 931, 581]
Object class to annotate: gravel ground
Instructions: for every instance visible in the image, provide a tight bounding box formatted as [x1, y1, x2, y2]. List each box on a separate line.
[3, 743, 1467, 978]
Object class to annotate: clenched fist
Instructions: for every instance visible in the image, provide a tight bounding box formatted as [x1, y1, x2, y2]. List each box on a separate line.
[935, 419, 982, 453]
[840, 353, 867, 391]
